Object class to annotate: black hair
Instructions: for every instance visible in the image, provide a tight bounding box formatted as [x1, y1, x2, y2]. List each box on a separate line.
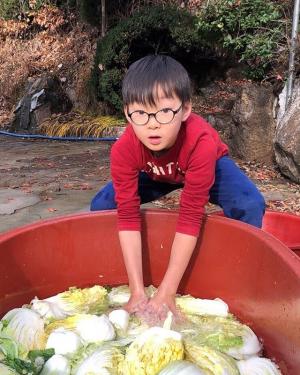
[122, 55, 191, 107]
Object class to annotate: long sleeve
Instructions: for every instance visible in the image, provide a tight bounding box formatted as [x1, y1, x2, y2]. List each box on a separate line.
[176, 132, 218, 236]
[111, 129, 142, 231]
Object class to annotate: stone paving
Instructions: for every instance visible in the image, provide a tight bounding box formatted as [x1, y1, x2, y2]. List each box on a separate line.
[0, 136, 112, 233]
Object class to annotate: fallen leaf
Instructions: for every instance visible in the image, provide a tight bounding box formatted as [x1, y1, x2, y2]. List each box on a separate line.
[48, 207, 57, 212]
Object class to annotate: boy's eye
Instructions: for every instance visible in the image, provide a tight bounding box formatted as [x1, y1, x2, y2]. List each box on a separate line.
[161, 108, 171, 113]
[137, 110, 145, 115]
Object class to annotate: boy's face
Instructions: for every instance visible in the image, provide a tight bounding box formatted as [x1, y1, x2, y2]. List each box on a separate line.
[124, 87, 192, 154]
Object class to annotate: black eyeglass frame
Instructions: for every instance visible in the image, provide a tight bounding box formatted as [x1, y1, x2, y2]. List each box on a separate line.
[127, 103, 183, 126]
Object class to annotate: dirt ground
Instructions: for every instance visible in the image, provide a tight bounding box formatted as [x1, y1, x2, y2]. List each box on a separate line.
[0, 135, 299, 234]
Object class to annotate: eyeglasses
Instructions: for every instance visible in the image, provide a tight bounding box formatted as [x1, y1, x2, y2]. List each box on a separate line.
[127, 103, 182, 126]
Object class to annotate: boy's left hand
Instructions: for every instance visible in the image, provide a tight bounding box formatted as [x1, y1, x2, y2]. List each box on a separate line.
[137, 289, 179, 325]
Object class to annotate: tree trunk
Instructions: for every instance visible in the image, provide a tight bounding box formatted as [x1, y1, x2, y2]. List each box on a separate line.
[101, 0, 106, 37]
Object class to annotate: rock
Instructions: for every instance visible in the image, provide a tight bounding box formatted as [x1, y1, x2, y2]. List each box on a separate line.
[201, 81, 276, 162]
[206, 113, 235, 149]
[274, 80, 300, 183]
[10, 74, 72, 133]
[225, 65, 247, 80]
[231, 83, 276, 164]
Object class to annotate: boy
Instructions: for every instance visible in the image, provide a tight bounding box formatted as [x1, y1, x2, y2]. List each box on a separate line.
[91, 55, 265, 320]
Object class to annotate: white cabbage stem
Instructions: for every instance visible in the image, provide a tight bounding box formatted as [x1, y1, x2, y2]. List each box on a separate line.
[40, 354, 71, 375]
[46, 328, 82, 356]
[108, 309, 130, 332]
[75, 314, 115, 343]
[237, 356, 282, 374]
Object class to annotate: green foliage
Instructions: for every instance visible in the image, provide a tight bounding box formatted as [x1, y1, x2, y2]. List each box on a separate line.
[196, 0, 285, 79]
[49, 0, 77, 10]
[0, 0, 53, 19]
[78, 0, 100, 26]
[92, 1, 285, 112]
[91, 5, 204, 113]
[0, 0, 25, 19]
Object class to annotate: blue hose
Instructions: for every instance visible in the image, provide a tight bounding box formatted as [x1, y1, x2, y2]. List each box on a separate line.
[0, 130, 118, 142]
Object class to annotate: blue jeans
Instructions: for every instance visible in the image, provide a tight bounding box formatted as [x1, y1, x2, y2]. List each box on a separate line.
[90, 156, 266, 228]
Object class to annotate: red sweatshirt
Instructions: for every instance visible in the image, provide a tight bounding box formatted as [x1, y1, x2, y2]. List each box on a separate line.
[111, 113, 228, 236]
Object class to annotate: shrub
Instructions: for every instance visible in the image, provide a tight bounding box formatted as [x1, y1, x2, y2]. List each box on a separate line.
[91, 1, 287, 113]
[196, 0, 286, 79]
[78, 0, 100, 26]
[91, 5, 208, 113]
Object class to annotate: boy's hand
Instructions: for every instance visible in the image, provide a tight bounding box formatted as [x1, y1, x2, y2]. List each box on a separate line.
[138, 289, 180, 325]
[139, 232, 197, 325]
[123, 292, 148, 314]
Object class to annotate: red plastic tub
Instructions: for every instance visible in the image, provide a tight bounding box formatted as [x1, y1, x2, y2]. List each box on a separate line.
[1, 210, 300, 374]
[211, 209, 300, 256]
[263, 210, 300, 254]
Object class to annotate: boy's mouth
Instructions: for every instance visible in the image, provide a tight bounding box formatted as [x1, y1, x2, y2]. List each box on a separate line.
[148, 136, 161, 145]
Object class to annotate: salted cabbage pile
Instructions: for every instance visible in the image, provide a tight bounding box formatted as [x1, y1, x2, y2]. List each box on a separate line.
[0, 285, 282, 375]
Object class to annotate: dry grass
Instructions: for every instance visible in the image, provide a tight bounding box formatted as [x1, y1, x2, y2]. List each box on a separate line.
[39, 111, 125, 137]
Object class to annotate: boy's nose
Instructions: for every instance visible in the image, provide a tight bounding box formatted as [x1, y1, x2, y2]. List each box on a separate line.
[147, 115, 161, 129]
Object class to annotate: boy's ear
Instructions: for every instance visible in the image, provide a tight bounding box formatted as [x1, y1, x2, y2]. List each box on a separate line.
[182, 101, 192, 121]
[123, 106, 131, 124]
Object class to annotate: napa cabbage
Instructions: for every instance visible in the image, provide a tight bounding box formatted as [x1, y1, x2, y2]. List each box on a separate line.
[237, 356, 282, 374]
[1, 348, 55, 374]
[46, 328, 82, 356]
[71, 346, 124, 375]
[158, 360, 207, 374]
[185, 343, 240, 375]
[1, 308, 45, 355]
[31, 286, 108, 320]
[122, 327, 184, 375]
[0, 363, 18, 374]
[108, 285, 131, 307]
[108, 285, 157, 307]
[46, 314, 115, 344]
[0, 336, 19, 359]
[176, 296, 228, 317]
[108, 309, 130, 333]
[125, 315, 150, 339]
[182, 315, 261, 359]
[40, 354, 71, 375]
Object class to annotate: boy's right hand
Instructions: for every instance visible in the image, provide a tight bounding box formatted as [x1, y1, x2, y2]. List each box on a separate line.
[123, 292, 149, 314]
